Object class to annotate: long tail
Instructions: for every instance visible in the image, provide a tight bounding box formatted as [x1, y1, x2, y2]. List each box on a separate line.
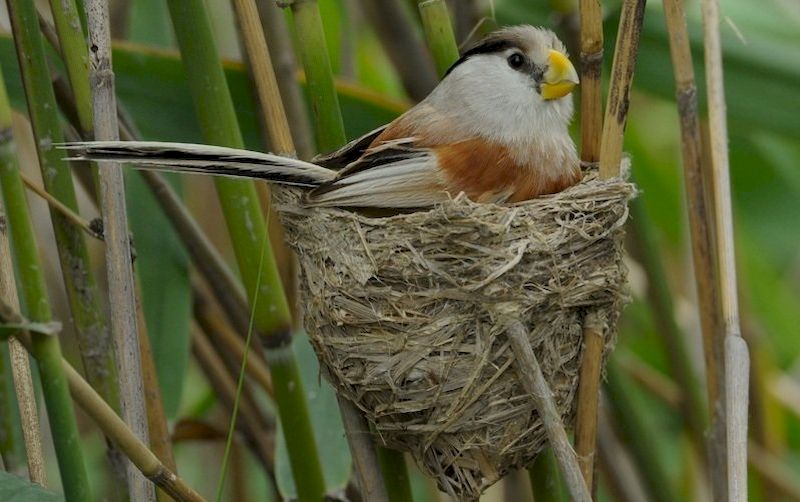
[61, 141, 337, 188]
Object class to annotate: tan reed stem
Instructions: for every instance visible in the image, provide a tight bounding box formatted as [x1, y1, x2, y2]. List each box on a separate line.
[19, 173, 103, 240]
[701, 0, 749, 499]
[574, 312, 604, 492]
[598, 0, 647, 179]
[85, 2, 153, 498]
[578, 0, 604, 163]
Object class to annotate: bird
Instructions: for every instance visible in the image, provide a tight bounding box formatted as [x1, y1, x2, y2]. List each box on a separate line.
[63, 25, 581, 209]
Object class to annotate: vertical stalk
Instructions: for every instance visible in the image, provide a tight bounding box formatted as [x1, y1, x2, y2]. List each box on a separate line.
[164, 0, 325, 498]
[85, 1, 152, 500]
[288, 0, 347, 152]
[578, 0, 603, 162]
[377, 445, 411, 502]
[528, 449, 564, 502]
[10, 0, 121, 432]
[573, 313, 604, 493]
[0, 69, 46, 486]
[598, 0, 646, 179]
[700, 0, 749, 498]
[0, 55, 91, 502]
[418, 0, 460, 77]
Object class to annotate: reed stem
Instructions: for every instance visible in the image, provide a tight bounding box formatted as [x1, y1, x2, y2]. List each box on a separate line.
[578, 0, 604, 163]
[700, 0, 749, 498]
[0, 67, 47, 487]
[164, 0, 325, 497]
[418, 0, 460, 77]
[377, 445, 411, 502]
[598, 0, 646, 179]
[0, 4, 93, 494]
[528, 449, 565, 502]
[287, 0, 348, 152]
[85, 1, 153, 499]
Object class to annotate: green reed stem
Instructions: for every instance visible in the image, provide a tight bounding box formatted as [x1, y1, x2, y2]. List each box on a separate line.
[288, 0, 347, 152]
[529, 448, 565, 502]
[377, 446, 412, 502]
[164, 0, 325, 498]
[418, 0, 460, 77]
[9, 0, 120, 428]
[0, 60, 91, 500]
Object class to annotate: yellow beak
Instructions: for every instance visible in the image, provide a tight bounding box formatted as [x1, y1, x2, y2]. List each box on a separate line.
[541, 50, 579, 100]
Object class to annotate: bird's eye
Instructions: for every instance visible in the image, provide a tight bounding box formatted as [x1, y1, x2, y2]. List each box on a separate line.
[507, 53, 525, 70]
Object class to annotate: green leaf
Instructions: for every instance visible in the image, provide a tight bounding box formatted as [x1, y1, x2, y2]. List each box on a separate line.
[0, 471, 63, 501]
[274, 332, 351, 498]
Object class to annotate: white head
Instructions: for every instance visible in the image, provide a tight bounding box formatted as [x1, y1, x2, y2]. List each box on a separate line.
[423, 26, 579, 148]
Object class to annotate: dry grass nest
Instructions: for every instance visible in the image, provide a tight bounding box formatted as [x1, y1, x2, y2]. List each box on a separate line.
[274, 172, 635, 499]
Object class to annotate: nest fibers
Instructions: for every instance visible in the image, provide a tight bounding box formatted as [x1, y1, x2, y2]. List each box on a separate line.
[275, 173, 635, 499]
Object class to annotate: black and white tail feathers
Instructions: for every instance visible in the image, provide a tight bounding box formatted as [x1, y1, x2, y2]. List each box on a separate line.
[61, 141, 337, 188]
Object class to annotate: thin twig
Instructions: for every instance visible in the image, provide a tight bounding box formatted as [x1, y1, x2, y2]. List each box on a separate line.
[19, 173, 103, 240]
[506, 320, 590, 502]
[0, 210, 47, 486]
[85, 2, 152, 499]
[598, 0, 647, 179]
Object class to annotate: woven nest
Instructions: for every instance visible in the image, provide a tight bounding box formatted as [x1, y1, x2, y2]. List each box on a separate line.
[274, 173, 635, 499]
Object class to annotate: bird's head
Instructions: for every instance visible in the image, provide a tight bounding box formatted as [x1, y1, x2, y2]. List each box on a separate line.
[432, 26, 579, 143]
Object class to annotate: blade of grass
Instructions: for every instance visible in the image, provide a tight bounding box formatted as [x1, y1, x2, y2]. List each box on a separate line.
[0, 74, 46, 487]
[0, 32, 92, 502]
[418, 0, 460, 77]
[85, 1, 153, 500]
[163, 0, 325, 498]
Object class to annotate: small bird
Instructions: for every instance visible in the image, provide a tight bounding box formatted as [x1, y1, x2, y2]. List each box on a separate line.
[64, 25, 580, 208]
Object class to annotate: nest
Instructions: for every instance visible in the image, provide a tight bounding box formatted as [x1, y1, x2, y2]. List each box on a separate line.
[275, 173, 635, 499]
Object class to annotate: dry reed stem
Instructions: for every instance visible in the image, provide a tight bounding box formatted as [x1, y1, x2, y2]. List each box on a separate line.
[662, 0, 722, 419]
[578, 0, 604, 163]
[507, 321, 591, 502]
[701, 0, 749, 498]
[574, 312, 604, 492]
[0, 212, 47, 486]
[598, 0, 646, 179]
[338, 396, 390, 502]
[86, 2, 152, 498]
[255, 0, 315, 159]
